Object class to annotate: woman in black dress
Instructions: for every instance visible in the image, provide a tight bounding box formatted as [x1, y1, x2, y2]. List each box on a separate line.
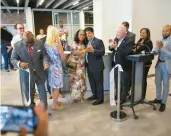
[136, 28, 153, 99]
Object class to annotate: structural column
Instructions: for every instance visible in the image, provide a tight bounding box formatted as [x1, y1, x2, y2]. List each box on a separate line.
[25, 7, 34, 33]
[79, 10, 85, 29]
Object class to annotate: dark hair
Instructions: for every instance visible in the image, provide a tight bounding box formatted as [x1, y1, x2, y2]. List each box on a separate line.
[85, 27, 94, 33]
[59, 21, 63, 23]
[14, 23, 24, 29]
[74, 29, 87, 44]
[122, 21, 129, 29]
[39, 28, 44, 31]
[140, 28, 151, 40]
[1, 26, 7, 29]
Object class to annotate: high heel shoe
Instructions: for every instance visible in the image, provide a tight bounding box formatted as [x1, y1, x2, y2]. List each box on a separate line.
[57, 101, 62, 106]
[52, 104, 63, 110]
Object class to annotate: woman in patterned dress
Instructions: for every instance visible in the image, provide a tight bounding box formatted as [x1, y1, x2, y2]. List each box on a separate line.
[45, 26, 66, 110]
[69, 30, 88, 102]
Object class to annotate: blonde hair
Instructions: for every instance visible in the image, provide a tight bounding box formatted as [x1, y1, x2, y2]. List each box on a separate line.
[46, 25, 59, 46]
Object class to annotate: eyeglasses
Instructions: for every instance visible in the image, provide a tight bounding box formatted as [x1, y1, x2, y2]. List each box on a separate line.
[17, 27, 24, 30]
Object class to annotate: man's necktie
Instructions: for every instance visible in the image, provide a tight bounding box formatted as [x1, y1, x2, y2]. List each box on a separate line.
[28, 47, 33, 58]
[86, 40, 92, 63]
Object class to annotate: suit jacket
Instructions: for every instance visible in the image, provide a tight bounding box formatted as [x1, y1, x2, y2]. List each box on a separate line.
[109, 36, 134, 72]
[127, 31, 136, 43]
[86, 37, 105, 72]
[11, 39, 49, 83]
[1, 28, 13, 42]
[153, 36, 171, 74]
[40, 36, 46, 44]
[136, 39, 153, 65]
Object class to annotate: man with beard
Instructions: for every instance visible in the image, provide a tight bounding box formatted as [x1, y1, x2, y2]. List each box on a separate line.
[150, 25, 171, 112]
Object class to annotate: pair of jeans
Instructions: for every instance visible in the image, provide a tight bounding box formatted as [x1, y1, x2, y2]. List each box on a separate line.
[155, 62, 171, 104]
[2, 51, 14, 70]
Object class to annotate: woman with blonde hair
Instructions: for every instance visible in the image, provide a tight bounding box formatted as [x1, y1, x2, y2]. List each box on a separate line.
[45, 25, 66, 110]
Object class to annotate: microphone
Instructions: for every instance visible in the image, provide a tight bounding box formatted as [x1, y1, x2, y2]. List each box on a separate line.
[136, 42, 151, 53]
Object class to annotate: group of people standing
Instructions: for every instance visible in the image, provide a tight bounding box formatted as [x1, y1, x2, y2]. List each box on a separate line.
[109, 22, 171, 112]
[9, 21, 105, 111]
[2, 20, 171, 113]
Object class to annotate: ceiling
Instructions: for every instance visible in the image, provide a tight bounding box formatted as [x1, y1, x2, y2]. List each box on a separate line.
[1, 0, 93, 13]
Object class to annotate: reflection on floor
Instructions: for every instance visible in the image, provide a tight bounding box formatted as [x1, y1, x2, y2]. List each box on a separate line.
[1, 70, 171, 136]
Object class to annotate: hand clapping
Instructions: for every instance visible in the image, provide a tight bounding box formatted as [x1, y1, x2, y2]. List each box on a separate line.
[111, 41, 118, 49]
[87, 45, 94, 53]
[156, 40, 163, 49]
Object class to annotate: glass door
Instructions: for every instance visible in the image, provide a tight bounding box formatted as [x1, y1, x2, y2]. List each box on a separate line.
[52, 11, 80, 45]
[52, 12, 59, 28]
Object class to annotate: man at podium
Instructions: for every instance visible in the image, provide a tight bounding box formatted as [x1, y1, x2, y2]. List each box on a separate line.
[109, 26, 134, 104]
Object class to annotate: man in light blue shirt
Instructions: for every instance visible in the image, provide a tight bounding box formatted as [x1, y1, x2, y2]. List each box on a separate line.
[150, 25, 171, 112]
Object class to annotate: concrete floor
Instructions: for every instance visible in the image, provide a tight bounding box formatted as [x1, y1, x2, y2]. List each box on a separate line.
[1, 70, 171, 136]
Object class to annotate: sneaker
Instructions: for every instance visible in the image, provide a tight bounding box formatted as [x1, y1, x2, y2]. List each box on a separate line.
[5, 69, 10, 72]
[149, 98, 161, 103]
[159, 103, 166, 112]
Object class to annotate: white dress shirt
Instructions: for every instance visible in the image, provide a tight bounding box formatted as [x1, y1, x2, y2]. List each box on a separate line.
[11, 34, 22, 47]
[114, 38, 124, 62]
[36, 34, 46, 40]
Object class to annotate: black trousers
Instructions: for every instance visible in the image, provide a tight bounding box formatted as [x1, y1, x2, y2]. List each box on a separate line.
[114, 68, 131, 100]
[142, 66, 150, 99]
[87, 68, 104, 102]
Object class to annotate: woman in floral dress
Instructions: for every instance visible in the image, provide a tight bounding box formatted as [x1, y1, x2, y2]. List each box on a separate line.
[69, 30, 88, 102]
[45, 26, 66, 110]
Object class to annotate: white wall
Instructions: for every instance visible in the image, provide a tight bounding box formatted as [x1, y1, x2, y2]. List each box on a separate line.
[93, 0, 103, 39]
[132, 0, 171, 75]
[102, 0, 133, 47]
[93, 0, 133, 48]
[132, 0, 171, 44]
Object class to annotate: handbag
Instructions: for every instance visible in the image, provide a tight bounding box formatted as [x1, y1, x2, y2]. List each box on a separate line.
[66, 55, 77, 70]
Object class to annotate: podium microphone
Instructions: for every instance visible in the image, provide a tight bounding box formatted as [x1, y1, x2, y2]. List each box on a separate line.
[136, 42, 151, 53]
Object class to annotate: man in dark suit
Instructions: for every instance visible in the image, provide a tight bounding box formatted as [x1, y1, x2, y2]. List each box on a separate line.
[11, 31, 49, 109]
[109, 26, 134, 104]
[122, 21, 136, 43]
[85, 27, 105, 105]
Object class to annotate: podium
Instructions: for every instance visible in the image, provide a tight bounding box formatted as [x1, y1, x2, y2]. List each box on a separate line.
[122, 53, 156, 119]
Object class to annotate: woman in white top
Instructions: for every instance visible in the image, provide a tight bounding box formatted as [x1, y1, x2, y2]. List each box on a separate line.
[36, 28, 46, 40]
